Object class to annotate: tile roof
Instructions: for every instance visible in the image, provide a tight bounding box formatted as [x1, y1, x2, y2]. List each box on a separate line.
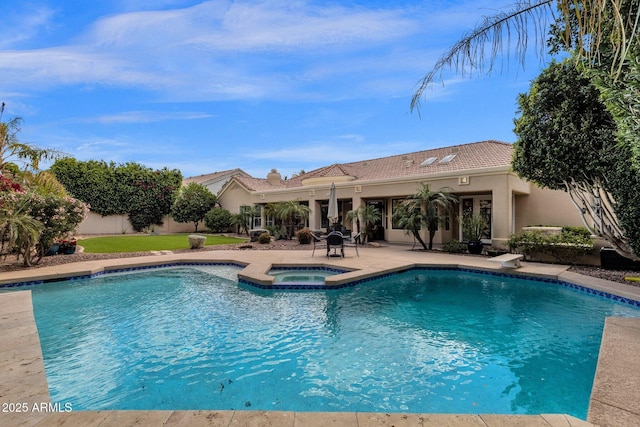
[183, 168, 247, 185]
[228, 140, 513, 191]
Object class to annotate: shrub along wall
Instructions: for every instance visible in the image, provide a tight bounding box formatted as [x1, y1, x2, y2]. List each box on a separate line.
[51, 158, 183, 232]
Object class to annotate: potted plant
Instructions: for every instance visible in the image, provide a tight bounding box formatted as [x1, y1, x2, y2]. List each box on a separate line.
[58, 238, 77, 255]
[462, 214, 488, 255]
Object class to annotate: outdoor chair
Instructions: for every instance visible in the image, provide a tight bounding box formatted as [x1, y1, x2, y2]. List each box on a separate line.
[326, 231, 344, 258]
[311, 233, 327, 257]
[343, 232, 360, 257]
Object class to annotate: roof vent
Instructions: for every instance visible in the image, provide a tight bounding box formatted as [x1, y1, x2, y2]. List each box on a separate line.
[420, 157, 438, 167]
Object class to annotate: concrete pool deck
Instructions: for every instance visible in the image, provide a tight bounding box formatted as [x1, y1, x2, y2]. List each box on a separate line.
[2, 243, 639, 426]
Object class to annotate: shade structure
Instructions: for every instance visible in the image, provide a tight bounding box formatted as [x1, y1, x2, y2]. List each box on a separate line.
[327, 182, 338, 228]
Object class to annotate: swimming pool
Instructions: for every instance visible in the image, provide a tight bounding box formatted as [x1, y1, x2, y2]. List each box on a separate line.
[26, 265, 640, 418]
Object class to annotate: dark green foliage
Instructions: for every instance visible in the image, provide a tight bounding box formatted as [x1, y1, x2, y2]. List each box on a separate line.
[513, 59, 640, 258]
[204, 207, 233, 233]
[50, 158, 182, 231]
[513, 60, 617, 191]
[170, 183, 217, 232]
[508, 228, 595, 264]
[604, 144, 640, 257]
[442, 239, 466, 254]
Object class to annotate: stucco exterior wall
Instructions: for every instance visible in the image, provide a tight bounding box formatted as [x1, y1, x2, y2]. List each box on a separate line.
[514, 184, 586, 230]
[76, 212, 200, 235]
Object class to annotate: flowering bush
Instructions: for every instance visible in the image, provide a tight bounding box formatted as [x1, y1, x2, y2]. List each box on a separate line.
[1, 190, 89, 264]
[27, 193, 89, 250]
[0, 174, 22, 193]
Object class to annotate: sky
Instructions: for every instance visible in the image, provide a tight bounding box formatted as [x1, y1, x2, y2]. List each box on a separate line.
[0, 0, 553, 180]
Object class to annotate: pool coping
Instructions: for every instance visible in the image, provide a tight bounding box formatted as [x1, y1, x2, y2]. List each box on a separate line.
[3, 245, 638, 425]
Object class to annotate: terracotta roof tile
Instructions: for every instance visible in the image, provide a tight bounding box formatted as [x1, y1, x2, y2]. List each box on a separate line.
[230, 141, 513, 191]
[183, 168, 246, 185]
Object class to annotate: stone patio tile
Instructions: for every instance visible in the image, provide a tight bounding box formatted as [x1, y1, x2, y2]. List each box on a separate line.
[0, 372, 50, 401]
[229, 410, 295, 426]
[34, 410, 110, 426]
[0, 410, 49, 427]
[0, 324, 40, 353]
[479, 414, 555, 426]
[357, 412, 425, 426]
[419, 414, 487, 426]
[99, 410, 173, 426]
[540, 414, 593, 426]
[0, 290, 32, 314]
[0, 309, 36, 330]
[295, 411, 358, 426]
[587, 399, 640, 427]
[164, 410, 235, 426]
[589, 319, 640, 416]
[0, 347, 43, 369]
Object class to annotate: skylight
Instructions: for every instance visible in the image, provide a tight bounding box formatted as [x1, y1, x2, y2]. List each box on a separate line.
[420, 157, 438, 166]
[439, 154, 456, 164]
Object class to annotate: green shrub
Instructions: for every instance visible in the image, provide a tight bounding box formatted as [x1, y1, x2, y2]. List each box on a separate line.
[204, 208, 233, 232]
[443, 239, 466, 253]
[266, 225, 287, 240]
[296, 228, 313, 244]
[508, 227, 595, 263]
[258, 232, 271, 244]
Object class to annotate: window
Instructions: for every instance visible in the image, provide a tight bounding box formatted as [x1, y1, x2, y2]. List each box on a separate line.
[391, 199, 405, 229]
[439, 154, 456, 164]
[420, 157, 438, 166]
[253, 205, 262, 228]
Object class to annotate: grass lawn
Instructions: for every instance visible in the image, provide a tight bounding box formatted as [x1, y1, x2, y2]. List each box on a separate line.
[79, 234, 247, 253]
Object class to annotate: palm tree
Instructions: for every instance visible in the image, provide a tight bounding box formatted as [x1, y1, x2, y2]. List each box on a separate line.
[346, 205, 381, 244]
[231, 205, 258, 236]
[273, 200, 310, 239]
[393, 185, 458, 250]
[1, 106, 64, 173]
[415, 184, 458, 250]
[0, 194, 43, 266]
[392, 199, 426, 249]
[411, 0, 637, 112]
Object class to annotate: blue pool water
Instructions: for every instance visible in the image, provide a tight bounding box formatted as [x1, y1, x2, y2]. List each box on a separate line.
[27, 266, 640, 418]
[268, 267, 346, 284]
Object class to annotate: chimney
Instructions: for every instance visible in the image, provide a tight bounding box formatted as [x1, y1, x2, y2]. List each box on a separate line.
[267, 168, 282, 185]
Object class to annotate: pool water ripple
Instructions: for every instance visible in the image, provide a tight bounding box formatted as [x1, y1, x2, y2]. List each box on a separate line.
[28, 266, 640, 417]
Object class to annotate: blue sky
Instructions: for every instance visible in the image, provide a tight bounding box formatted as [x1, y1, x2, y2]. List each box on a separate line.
[0, 1, 551, 180]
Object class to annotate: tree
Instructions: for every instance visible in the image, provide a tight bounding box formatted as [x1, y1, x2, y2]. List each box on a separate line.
[171, 183, 217, 232]
[392, 184, 458, 250]
[0, 192, 43, 267]
[231, 205, 258, 236]
[269, 200, 310, 239]
[411, 0, 637, 112]
[346, 205, 381, 244]
[51, 158, 182, 232]
[1, 104, 64, 173]
[512, 61, 631, 253]
[391, 199, 426, 249]
[204, 207, 233, 233]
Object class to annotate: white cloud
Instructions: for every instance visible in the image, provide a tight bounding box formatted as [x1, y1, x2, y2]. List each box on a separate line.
[84, 110, 215, 124]
[0, 5, 55, 49]
[0, 1, 426, 101]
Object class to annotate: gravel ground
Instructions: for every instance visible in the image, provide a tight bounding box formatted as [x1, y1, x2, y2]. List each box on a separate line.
[2, 237, 639, 286]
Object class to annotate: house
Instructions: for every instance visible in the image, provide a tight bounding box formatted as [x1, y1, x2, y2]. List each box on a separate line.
[183, 168, 250, 196]
[216, 140, 586, 248]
